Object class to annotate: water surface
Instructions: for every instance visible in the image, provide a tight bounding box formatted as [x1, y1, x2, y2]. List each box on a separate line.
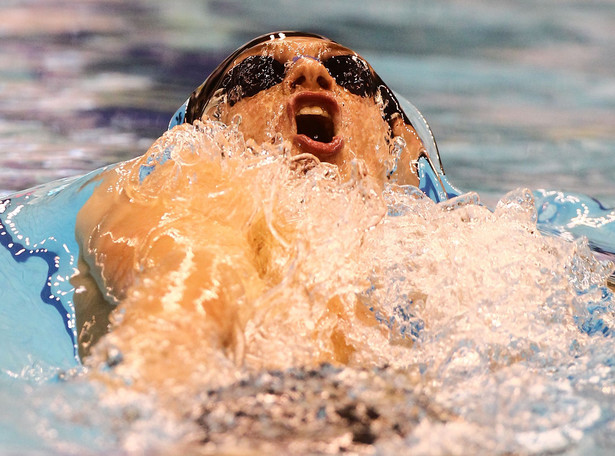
[1, 1, 615, 455]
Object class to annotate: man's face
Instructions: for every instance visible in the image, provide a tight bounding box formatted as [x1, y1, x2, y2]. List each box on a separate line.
[202, 36, 417, 183]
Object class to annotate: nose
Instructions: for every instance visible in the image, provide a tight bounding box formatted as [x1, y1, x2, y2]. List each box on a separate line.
[286, 56, 334, 91]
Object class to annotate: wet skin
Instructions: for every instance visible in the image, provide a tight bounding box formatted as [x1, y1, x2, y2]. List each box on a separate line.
[203, 36, 425, 186]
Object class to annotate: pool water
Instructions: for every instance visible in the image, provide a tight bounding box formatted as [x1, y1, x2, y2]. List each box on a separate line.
[1, 0, 615, 455]
[2, 116, 614, 455]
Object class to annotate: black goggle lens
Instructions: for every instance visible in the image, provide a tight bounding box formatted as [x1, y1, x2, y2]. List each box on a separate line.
[221, 54, 378, 105]
[221, 55, 286, 106]
[322, 55, 376, 98]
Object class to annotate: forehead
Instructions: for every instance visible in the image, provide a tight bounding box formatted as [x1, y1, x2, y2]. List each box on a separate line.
[229, 36, 360, 66]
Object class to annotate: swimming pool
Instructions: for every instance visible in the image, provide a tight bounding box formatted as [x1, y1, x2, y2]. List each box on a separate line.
[1, 0, 614, 454]
[2, 0, 614, 205]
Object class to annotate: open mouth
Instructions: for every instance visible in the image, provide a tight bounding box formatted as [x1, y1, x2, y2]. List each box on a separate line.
[296, 106, 335, 142]
[290, 92, 343, 158]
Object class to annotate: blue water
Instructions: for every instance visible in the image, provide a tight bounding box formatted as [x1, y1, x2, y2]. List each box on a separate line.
[1, 0, 614, 454]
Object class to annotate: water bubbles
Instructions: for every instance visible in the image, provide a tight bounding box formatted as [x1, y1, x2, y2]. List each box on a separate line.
[272, 132, 285, 146]
[229, 114, 242, 127]
[494, 187, 537, 225]
[385, 135, 405, 178]
[69, 119, 615, 454]
[105, 345, 123, 368]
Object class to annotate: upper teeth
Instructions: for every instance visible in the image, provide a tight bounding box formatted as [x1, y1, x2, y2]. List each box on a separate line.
[298, 106, 330, 117]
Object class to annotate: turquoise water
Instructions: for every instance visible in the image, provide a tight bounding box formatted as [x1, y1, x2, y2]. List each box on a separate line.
[1, 0, 615, 454]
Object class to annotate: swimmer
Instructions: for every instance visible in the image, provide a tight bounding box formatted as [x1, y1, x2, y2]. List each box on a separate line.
[2, 32, 612, 389]
[71, 32, 459, 388]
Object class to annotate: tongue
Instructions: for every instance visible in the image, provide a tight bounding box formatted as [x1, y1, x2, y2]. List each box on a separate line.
[294, 134, 344, 158]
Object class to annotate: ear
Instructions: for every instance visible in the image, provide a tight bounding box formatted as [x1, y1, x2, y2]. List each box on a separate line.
[388, 116, 425, 186]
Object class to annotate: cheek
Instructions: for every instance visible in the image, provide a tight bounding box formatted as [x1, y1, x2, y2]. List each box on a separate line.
[341, 96, 390, 153]
[336, 94, 391, 181]
[219, 87, 289, 143]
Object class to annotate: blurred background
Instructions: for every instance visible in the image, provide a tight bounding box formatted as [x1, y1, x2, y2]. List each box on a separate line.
[1, 0, 614, 206]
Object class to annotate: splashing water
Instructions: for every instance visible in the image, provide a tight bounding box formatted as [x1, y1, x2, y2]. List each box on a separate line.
[1, 119, 614, 455]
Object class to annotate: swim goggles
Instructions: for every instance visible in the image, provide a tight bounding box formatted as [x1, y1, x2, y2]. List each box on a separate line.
[180, 32, 411, 131]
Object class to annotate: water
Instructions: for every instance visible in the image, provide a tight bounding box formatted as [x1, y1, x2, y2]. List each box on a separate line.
[2, 118, 614, 455]
[1, 0, 615, 454]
